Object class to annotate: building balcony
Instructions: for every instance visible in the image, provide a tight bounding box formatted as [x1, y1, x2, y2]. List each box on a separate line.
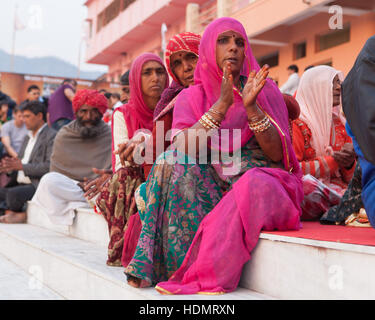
[85, 0, 208, 65]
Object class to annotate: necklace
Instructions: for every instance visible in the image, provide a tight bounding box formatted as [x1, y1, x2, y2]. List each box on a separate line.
[233, 76, 246, 97]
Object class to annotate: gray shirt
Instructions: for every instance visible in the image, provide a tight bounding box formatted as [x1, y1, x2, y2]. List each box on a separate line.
[1, 120, 29, 154]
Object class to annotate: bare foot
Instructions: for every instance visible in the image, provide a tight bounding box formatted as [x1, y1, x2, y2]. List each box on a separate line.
[127, 276, 141, 288]
[0, 211, 26, 224]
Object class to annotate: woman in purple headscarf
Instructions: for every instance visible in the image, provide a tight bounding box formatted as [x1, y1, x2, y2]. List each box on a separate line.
[153, 17, 303, 295]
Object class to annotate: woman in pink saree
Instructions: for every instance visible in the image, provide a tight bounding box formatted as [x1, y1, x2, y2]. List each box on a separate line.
[155, 17, 303, 295]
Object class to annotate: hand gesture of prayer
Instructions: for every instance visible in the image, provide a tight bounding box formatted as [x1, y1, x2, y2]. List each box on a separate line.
[82, 168, 112, 200]
[219, 61, 235, 109]
[242, 65, 269, 110]
[115, 135, 146, 167]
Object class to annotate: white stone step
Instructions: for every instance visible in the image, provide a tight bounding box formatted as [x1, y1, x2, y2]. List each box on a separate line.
[26, 201, 375, 299]
[27, 201, 109, 247]
[0, 223, 271, 300]
[0, 253, 64, 300]
[241, 232, 375, 299]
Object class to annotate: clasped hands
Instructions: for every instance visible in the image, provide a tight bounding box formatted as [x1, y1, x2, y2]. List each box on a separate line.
[0, 156, 23, 173]
[219, 61, 269, 114]
[332, 143, 356, 169]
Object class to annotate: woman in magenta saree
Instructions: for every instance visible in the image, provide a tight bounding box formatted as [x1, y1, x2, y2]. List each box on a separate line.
[155, 17, 303, 295]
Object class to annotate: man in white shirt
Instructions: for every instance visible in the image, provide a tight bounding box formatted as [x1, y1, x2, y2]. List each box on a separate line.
[0, 101, 56, 223]
[280, 64, 300, 96]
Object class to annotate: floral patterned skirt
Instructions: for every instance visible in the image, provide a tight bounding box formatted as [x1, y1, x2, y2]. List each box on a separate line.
[96, 166, 144, 266]
[124, 137, 278, 287]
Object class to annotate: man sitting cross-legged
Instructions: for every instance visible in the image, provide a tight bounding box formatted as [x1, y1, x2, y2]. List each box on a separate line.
[0, 101, 56, 223]
[30, 89, 112, 225]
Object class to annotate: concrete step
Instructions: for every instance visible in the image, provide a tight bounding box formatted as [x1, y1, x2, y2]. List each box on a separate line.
[0, 253, 64, 300]
[27, 201, 109, 247]
[0, 223, 271, 300]
[26, 201, 375, 299]
[242, 232, 375, 299]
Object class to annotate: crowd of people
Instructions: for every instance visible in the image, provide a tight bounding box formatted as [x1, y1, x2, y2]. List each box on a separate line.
[0, 17, 374, 295]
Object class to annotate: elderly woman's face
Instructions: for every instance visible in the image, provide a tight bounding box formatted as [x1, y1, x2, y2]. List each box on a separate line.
[170, 51, 198, 88]
[215, 30, 245, 77]
[141, 61, 167, 102]
[332, 75, 341, 107]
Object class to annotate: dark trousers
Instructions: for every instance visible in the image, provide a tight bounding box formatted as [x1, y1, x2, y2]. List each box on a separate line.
[0, 184, 36, 213]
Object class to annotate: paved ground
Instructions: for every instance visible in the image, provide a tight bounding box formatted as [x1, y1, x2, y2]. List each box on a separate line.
[0, 253, 63, 300]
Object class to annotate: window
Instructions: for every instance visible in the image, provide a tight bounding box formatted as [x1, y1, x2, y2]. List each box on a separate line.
[121, 0, 136, 11]
[317, 24, 350, 52]
[294, 41, 306, 60]
[96, 0, 122, 33]
[258, 51, 279, 68]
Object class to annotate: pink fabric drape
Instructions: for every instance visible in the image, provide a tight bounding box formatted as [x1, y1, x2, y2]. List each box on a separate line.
[171, 19, 299, 173]
[111, 53, 169, 171]
[295, 65, 345, 157]
[156, 168, 303, 294]
[156, 17, 303, 295]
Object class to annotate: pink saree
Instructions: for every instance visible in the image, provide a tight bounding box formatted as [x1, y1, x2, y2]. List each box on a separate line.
[156, 17, 303, 295]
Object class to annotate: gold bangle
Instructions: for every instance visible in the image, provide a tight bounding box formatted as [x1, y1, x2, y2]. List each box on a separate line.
[208, 108, 225, 119]
[248, 117, 272, 133]
[205, 112, 221, 127]
[202, 114, 220, 129]
[249, 115, 268, 127]
[199, 116, 218, 130]
[199, 118, 211, 129]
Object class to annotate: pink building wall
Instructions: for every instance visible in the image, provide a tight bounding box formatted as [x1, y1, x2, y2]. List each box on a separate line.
[85, 0, 375, 85]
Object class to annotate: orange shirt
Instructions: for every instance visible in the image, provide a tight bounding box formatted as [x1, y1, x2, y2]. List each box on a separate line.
[292, 114, 355, 189]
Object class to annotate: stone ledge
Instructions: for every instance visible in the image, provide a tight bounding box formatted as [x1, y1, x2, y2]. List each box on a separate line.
[0, 223, 270, 300]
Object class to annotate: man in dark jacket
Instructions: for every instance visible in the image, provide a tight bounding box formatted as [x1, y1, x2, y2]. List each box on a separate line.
[342, 35, 375, 227]
[0, 101, 56, 223]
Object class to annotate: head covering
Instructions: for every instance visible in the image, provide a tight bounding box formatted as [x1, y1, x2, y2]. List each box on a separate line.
[72, 89, 108, 115]
[153, 32, 201, 119]
[342, 36, 375, 164]
[165, 32, 201, 83]
[282, 94, 300, 121]
[295, 65, 345, 157]
[112, 53, 169, 170]
[172, 17, 300, 174]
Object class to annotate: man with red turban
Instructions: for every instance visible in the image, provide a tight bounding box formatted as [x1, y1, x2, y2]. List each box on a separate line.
[30, 89, 112, 226]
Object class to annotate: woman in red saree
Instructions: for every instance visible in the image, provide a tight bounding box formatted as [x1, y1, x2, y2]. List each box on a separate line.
[96, 53, 169, 266]
[155, 17, 303, 295]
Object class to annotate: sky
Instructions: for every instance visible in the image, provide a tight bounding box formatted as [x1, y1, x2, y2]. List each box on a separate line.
[0, 0, 108, 73]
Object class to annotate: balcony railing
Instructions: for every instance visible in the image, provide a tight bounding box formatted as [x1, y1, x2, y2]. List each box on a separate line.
[96, 0, 137, 33]
[194, 0, 217, 34]
[230, 0, 258, 15]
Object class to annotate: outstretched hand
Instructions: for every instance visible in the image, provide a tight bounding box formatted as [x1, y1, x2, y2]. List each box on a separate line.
[115, 135, 146, 167]
[242, 65, 269, 109]
[82, 168, 112, 200]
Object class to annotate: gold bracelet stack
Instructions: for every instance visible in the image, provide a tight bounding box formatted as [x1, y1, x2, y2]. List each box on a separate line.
[199, 112, 221, 129]
[248, 115, 272, 133]
[208, 108, 225, 119]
